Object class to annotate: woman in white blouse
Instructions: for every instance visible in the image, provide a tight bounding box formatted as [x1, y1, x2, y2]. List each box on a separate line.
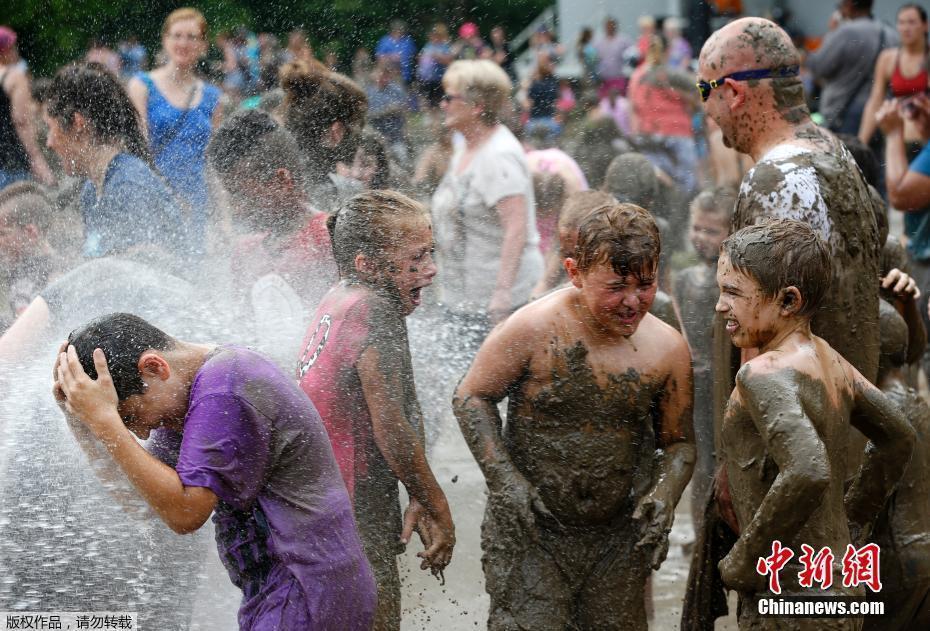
[431, 59, 543, 325]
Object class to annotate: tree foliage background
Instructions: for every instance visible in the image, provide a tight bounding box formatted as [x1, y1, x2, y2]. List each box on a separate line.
[3, 0, 551, 76]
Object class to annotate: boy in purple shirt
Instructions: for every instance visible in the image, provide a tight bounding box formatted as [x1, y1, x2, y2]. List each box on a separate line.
[53, 312, 376, 630]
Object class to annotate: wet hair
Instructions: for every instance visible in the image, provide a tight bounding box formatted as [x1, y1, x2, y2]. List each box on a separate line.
[162, 7, 208, 39]
[46, 62, 151, 163]
[575, 202, 660, 280]
[690, 185, 737, 222]
[207, 109, 304, 188]
[30, 76, 52, 104]
[533, 172, 566, 214]
[327, 190, 428, 277]
[67, 313, 176, 402]
[602, 153, 659, 211]
[442, 60, 512, 126]
[722, 219, 832, 318]
[280, 61, 367, 176]
[838, 134, 880, 188]
[558, 190, 614, 231]
[0, 181, 53, 231]
[281, 61, 366, 135]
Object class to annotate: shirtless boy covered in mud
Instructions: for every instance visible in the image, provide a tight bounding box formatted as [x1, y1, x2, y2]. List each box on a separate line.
[454, 202, 695, 630]
[715, 220, 914, 630]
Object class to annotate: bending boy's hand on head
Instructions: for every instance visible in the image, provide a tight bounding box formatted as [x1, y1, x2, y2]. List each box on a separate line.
[56, 346, 122, 438]
[52, 340, 70, 409]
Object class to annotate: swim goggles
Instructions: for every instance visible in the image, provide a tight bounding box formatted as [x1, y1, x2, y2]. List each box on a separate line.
[696, 65, 800, 102]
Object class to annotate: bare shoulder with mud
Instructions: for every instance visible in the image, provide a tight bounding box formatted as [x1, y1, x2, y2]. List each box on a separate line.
[722, 342, 856, 558]
[504, 294, 684, 526]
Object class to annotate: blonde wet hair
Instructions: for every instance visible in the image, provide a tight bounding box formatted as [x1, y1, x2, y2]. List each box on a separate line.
[442, 59, 512, 125]
[327, 190, 429, 278]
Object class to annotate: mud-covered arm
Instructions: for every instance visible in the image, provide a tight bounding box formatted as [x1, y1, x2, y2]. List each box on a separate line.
[452, 316, 533, 490]
[635, 334, 696, 568]
[357, 339, 449, 519]
[846, 373, 915, 544]
[882, 269, 928, 364]
[719, 366, 831, 591]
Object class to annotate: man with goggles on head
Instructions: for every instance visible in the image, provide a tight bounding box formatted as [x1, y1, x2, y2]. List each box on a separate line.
[695, 65, 800, 102]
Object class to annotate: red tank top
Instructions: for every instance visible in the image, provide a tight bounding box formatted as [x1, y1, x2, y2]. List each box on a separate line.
[889, 52, 929, 98]
[297, 282, 374, 499]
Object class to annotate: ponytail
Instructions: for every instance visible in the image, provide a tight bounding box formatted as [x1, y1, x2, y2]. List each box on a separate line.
[329, 190, 427, 278]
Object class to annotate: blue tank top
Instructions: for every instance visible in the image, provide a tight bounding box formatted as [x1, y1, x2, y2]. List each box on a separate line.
[139, 73, 220, 252]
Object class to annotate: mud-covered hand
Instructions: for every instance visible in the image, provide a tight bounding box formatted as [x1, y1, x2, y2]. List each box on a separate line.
[633, 492, 674, 569]
[718, 542, 766, 593]
[490, 471, 554, 541]
[56, 346, 122, 440]
[882, 268, 920, 301]
[414, 506, 455, 582]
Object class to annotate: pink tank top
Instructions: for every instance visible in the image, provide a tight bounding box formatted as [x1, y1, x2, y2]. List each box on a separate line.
[297, 283, 373, 499]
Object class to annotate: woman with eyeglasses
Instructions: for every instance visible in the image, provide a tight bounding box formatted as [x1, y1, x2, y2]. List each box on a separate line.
[430, 59, 543, 332]
[128, 8, 223, 257]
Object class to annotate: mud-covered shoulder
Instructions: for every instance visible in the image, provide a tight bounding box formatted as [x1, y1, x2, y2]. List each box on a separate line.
[502, 288, 566, 338]
[734, 358, 801, 402]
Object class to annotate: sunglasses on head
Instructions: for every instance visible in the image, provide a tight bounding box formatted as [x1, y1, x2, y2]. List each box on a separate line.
[696, 65, 800, 102]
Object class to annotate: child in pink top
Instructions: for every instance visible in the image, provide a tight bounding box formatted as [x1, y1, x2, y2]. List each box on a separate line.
[297, 190, 455, 630]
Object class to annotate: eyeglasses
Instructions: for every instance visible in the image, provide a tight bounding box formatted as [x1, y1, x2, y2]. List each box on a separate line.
[696, 65, 800, 102]
[440, 93, 466, 104]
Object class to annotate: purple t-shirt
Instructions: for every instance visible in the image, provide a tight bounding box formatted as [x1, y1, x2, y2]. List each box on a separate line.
[169, 345, 375, 630]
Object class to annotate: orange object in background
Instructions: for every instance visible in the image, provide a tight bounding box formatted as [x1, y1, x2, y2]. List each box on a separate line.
[712, 0, 743, 15]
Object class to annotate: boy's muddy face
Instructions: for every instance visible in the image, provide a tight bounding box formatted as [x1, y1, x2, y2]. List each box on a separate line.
[690, 211, 729, 262]
[379, 217, 437, 316]
[715, 253, 782, 349]
[575, 261, 657, 338]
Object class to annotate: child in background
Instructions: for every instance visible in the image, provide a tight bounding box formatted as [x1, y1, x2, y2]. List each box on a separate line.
[297, 190, 455, 631]
[673, 185, 735, 533]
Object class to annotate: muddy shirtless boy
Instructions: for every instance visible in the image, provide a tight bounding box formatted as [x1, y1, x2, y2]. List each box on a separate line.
[715, 220, 914, 630]
[454, 202, 695, 630]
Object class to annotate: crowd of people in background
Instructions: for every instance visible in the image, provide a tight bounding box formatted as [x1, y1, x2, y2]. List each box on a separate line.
[3, 0, 930, 628]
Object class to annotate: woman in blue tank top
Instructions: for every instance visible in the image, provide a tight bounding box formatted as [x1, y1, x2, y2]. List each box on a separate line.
[128, 8, 222, 256]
